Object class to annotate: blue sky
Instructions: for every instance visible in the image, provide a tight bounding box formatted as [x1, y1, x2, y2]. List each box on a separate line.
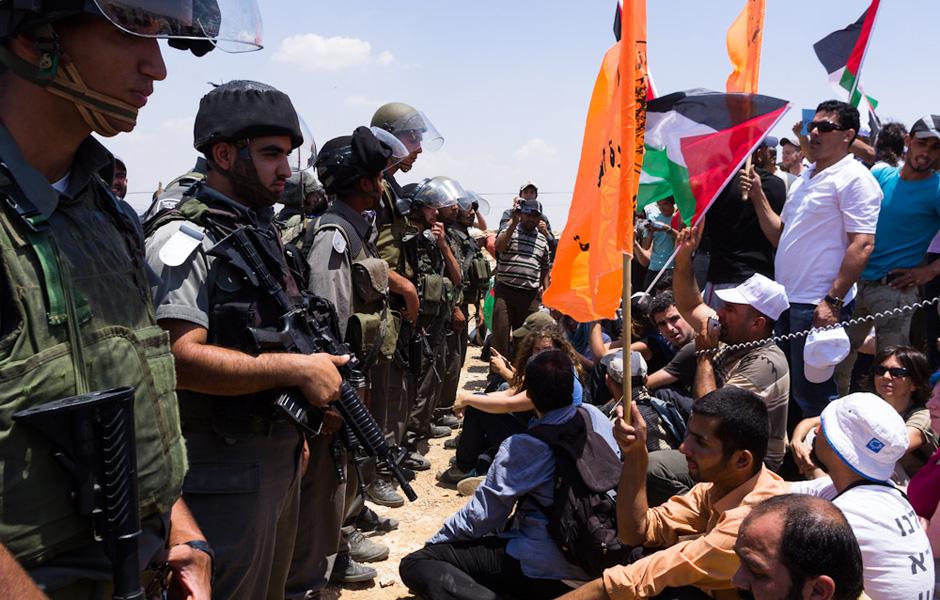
[110, 1, 940, 229]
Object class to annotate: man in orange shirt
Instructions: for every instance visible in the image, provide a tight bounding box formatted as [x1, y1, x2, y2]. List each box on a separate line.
[561, 386, 789, 600]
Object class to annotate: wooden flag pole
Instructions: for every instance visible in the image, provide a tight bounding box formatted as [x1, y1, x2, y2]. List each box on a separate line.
[622, 254, 632, 424]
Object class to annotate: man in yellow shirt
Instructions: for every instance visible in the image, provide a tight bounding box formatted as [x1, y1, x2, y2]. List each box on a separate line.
[562, 386, 789, 600]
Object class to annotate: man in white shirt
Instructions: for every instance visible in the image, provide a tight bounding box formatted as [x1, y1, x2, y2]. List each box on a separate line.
[742, 100, 883, 419]
[790, 393, 934, 600]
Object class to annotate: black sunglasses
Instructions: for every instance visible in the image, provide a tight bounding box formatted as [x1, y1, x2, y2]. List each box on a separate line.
[874, 365, 911, 378]
[807, 120, 849, 133]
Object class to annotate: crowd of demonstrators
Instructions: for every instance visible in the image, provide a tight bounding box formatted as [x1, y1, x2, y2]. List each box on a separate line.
[5, 2, 940, 596]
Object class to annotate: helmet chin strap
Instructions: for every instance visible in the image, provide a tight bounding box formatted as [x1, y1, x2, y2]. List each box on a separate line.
[0, 26, 138, 137]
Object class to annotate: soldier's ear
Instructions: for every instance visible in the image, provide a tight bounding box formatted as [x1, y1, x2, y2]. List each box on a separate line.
[210, 142, 237, 171]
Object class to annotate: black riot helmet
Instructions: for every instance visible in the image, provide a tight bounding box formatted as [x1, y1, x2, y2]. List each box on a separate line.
[193, 80, 303, 154]
[315, 126, 405, 195]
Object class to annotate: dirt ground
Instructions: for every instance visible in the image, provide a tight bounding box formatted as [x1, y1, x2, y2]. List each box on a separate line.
[323, 344, 492, 599]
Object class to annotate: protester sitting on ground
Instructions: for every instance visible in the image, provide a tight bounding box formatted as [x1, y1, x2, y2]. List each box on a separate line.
[560, 386, 788, 600]
[746, 100, 883, 421]
[789, 393, 935, 599]
[487, 310, 556, 385]
[439, 324, 586, 486]
[731, 494, 865, 600]
[401, 350, 618, 599]
[791, 346, 939, 484]
[631, 292, 694, 373]
[672, 228, 791, 472]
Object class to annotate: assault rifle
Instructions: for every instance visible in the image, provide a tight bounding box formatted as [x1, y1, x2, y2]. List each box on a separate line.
[13, 387, 145, 599]
[209, 227, 417, 501]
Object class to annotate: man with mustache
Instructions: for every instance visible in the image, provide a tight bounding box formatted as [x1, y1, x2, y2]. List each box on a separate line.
[145, 81, 347, 599]
[743, 100, 883, 420]
[732, 494, 864, 600]
[835, 115, 940, 392]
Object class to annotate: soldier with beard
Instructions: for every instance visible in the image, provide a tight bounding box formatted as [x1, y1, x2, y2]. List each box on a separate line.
[145, 80, 347, 599]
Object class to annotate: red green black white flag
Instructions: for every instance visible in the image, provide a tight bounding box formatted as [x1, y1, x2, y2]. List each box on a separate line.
[637, 89, 790, 226]
[812, 0, 881, 108]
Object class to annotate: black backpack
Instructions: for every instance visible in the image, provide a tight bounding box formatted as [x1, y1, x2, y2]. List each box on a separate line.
[524, 406, 632, 577]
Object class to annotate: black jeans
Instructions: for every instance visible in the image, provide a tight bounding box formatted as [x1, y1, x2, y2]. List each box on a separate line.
[399, 537, 571, 600]
[454, 407, 529, 471]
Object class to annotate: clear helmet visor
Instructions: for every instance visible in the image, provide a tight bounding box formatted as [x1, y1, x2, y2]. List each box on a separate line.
[287, 115, 316, 173]
[391, 110, 444, 153]
[460, 190, 490, 215]
[370, 126, 410, 169]
[93, 0, 263, 52]
[413, 176, 464, 209]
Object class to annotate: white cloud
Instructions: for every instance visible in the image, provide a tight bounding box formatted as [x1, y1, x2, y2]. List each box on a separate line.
[512, 137, 557, 159]
[274, 33, 395, 71]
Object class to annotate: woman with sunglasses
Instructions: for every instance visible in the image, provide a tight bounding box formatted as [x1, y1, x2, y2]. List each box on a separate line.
[791, 345, 939, 484]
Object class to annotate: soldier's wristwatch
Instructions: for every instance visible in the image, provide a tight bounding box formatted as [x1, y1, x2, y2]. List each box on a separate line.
[179, 539, 215, 578]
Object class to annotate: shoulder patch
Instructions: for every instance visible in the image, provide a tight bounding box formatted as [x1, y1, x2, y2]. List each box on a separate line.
[158, 222, 205, 267]
[332, 229, 347, 254]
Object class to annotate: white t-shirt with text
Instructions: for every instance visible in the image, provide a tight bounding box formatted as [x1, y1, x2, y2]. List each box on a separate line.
[791, 477, 934, 600]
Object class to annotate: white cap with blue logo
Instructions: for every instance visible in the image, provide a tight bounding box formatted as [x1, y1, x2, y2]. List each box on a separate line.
[820, 393, 908, 482]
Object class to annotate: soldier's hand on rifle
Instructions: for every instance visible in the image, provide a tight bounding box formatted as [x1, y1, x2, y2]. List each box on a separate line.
[297, 353, 349, 407]
[166, 542, 212, 600]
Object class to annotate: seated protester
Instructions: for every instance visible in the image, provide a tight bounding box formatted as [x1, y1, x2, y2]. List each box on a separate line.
[790, 394, 935, 599]
[632, 292, 694, 373]
[400, 351, 618, 599]
[672, 228, 791, 472]
[439, 324, 585, 485]
[791, 346, 939, 484]
[561, 386, 789, 600]
[556, 312, 612, 403]
[488, 310, 557, 387]
[732, 494, 865, 600]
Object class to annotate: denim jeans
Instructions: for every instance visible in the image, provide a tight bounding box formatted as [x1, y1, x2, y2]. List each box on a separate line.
[775, 301, 853, 419]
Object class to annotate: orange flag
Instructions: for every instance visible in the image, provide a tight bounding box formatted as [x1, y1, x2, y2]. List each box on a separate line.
[726, 0, 765, 93]
[542, 1, 647, 322]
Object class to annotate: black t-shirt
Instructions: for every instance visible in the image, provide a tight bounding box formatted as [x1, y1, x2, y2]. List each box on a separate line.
[641, 332, 677, 374]
[702, 169, 786, 284]
[661, 342, 698, 392]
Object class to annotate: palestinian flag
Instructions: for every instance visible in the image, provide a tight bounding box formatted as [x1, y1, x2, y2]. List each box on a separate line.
[813, 0, 881, 107]
[637, 89, 790, 226]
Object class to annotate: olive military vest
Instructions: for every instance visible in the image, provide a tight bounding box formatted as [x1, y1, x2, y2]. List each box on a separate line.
[0, 165, 186, 566]
[144, 190, 304, 435]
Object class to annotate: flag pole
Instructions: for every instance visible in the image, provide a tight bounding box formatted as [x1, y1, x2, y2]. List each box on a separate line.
[622, 254, 632, 424]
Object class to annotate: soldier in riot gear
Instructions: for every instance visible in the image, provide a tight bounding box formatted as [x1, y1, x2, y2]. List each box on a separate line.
[276, 167, 327, 248]
[143, 80, 347, 600]
[438, 189, 492, 421]
[399, 177, 464, 454]
[0, 0, 261, 596]
[369, 102, 448, 481]
[285, 126, 406, 592]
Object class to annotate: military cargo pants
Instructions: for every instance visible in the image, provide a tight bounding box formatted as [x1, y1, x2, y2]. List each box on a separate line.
[405, 315, 447, 448]
[439, 303, 469, 413]
[181, 420, 303, 600]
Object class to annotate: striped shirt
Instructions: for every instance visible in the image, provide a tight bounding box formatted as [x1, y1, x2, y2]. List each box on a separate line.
[495, 226, 550, 289]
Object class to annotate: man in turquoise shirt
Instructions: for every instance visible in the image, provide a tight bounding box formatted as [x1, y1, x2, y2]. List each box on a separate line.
[838, 115, 940, 392]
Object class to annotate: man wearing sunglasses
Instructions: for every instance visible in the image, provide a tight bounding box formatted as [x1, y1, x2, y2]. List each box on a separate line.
[836, 116, 940, 392]
[743, 100, 883, 421]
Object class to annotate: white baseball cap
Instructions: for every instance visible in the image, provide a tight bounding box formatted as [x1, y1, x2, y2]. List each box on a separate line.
[804, 327, 851, 383]
[820, 393, 908, 482]
[714, 273, 789, 321]
[601, 350, 647, 384]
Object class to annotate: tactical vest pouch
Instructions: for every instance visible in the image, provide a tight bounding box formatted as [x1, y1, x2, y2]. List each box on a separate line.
[208, 302, 255, 352]
[469, 255, 492, 289]
[419, 273, 446, 315]
[352, 258, 388, 306]
[380, 310, 401, 360]
[346, 311, 382, 358]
